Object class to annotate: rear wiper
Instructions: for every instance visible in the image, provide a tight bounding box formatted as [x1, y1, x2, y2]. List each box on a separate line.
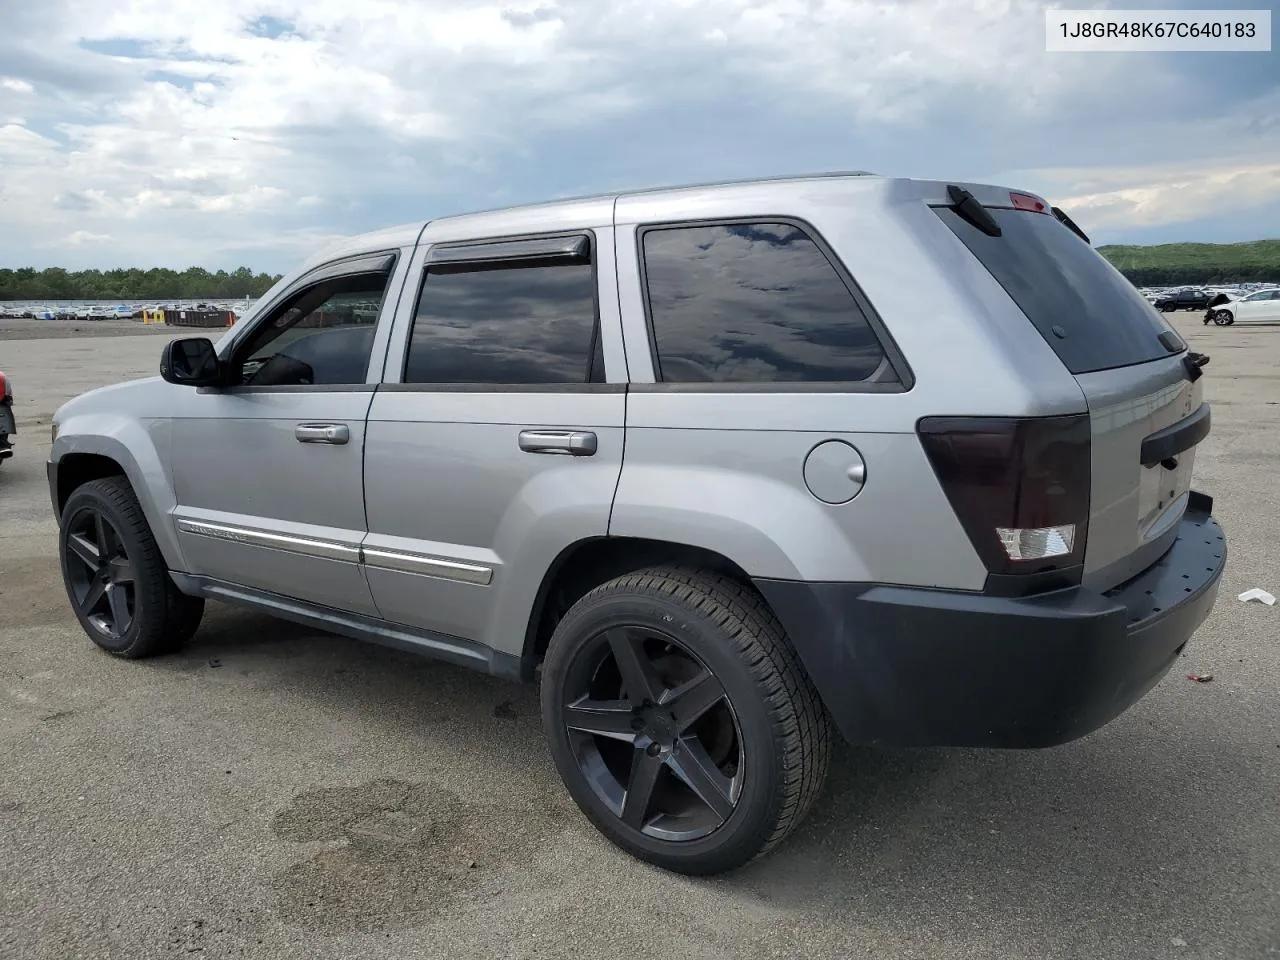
[947, 185, 1001, 237]
[1051, 206, 1091, 244]
[1184, 351, 1210, 382]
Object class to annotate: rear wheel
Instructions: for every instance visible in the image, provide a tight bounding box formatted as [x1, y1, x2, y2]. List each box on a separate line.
[540, 566, 830, 875]
[59, 477, 204, 658]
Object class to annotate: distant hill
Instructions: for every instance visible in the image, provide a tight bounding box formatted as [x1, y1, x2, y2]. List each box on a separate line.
[1098, 239, 1280, 286]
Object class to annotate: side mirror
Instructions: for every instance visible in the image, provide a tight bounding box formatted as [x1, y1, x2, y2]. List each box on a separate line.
[160, 338, 223, 387]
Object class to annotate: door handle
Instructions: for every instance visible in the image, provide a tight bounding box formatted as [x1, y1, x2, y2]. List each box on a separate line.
[518, 430, 597, 456]
[295, 423, 350, 445]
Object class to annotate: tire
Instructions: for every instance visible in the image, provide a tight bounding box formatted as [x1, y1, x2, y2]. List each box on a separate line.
[59, 477, 204, 658]
[1213, 310, 1234, 326]
[540, 565, 831, 875]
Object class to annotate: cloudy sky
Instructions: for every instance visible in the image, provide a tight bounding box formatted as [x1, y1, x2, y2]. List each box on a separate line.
[0, 0, 1276, 271]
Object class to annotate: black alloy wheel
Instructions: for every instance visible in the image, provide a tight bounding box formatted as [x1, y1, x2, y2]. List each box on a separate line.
[561, 624, 744, 842]
[64, 507, 137, 639]
[541, 566, 831, 875]
[59, 477, 204, 657]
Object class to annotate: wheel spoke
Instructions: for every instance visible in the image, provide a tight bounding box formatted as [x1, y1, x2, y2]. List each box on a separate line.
[67, 532, 101, 570]
[563, 698, 638, 741]
[621, 746, 664, 829]
[106, 583, 130, 631]
[94, 513, 111, 558]
[666, 670, 726, 732]
[605, 628, 663, 704]
[668, 737, 735, 822]
[80, 578, 108, 617]
[106, 555, 136, 585]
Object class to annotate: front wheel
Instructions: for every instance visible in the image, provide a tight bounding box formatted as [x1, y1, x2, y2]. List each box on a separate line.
[59, 477, 204, 658]
[540, 566, 831, 875]
[1213, 310, 1234, 326]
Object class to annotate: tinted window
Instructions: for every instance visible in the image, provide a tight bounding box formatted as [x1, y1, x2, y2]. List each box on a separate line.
[404, 256, 599, 384]
[238, 273, 388, 387]
[935, 207, 1175, 375]
[641, 223, 890, 384]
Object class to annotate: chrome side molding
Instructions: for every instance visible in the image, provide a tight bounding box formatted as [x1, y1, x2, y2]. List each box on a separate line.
[176, 518, 494, 585]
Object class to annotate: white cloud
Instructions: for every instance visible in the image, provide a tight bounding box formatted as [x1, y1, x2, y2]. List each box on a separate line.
[0, 0, 1275, 267]
[50, 230, 113, 246]
[1051, 162, 1280, 230]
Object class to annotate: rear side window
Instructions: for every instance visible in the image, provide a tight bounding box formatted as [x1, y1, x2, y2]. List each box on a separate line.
[641, 222, 892, 384]
[935, 207, 1174, 375]
[404, 248, 602, 385]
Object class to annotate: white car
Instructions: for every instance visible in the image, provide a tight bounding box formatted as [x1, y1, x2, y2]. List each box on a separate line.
[1205, 288, 1280, 325]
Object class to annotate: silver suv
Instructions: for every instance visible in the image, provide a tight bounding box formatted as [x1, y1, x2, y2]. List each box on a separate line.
[48, 173, 1226, 875]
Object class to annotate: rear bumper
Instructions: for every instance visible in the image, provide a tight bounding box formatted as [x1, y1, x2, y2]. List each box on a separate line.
[754, 492, 1226, 749]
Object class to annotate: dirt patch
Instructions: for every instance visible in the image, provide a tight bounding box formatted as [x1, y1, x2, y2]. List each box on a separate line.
[270, 778, 566, 933]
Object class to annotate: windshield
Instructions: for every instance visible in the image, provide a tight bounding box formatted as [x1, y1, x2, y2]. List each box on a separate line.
[935, 206, 1178, 375]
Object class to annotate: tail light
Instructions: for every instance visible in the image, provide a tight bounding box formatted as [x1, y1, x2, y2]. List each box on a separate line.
[918, 415, 1091, 592]
[0, 372, 8, 401]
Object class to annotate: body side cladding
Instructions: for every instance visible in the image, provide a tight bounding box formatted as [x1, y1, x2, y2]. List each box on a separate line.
[170, 572, 525, 681]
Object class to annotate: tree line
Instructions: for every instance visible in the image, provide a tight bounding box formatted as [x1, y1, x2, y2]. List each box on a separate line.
[0, 266, 283, 301]
[1106, 264, 1280, 286]
[2, 238, 1276, 302]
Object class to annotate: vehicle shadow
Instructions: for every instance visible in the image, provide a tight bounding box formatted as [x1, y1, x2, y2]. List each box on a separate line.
[162, 603, 1273, 955]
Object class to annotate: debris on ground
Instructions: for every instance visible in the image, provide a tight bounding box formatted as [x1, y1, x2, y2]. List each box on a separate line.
[1187, 673, 1214, 683]
[1237, 588, 1275, 605]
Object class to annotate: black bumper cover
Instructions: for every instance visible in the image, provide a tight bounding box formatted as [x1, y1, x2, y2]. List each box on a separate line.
[754, 492, 1226, 749]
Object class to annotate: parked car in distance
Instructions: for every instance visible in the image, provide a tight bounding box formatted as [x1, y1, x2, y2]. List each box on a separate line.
[0, 371, 12, 464]
[1153, 288, 1214, 312]
[1204, 287, 1280, 325]
[47, 173, 1226, 875]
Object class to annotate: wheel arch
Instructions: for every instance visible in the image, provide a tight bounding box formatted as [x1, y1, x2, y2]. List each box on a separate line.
[521, 536, 759, 670]
[51, 427, 187, 572]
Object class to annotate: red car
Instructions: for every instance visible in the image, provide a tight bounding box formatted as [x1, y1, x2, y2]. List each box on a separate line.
[0, 371, 13, 464]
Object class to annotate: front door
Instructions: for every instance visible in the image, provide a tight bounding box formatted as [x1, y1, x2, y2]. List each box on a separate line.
[169, 252, 408, 615]
[361, 218, 627, 660]
[1238, 290, 1280, 323]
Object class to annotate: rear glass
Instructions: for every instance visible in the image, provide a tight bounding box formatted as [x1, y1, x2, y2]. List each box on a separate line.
[935, 206, 1175, 374]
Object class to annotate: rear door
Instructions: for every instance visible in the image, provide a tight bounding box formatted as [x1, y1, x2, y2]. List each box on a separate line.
[935, 199, 1206, 590]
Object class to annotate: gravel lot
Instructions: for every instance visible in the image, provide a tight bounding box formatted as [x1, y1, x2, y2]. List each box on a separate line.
[1, 313, 1277, 960]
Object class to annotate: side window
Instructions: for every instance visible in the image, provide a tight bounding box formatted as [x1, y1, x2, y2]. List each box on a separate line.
[403, 240, 601, 385]
[640, 222, 892, 384]
[235, 270, 391, 387]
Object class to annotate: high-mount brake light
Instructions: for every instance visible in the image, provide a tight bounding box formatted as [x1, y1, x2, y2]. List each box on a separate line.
[1010, 192, 1048, 213]
[917, 415, 1091, 584]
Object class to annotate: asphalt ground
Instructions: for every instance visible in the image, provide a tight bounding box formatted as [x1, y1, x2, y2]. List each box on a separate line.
[1, 312, 1277, 960]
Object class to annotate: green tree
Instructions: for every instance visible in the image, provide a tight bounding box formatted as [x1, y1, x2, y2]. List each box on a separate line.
[0, 266, 284, 300]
